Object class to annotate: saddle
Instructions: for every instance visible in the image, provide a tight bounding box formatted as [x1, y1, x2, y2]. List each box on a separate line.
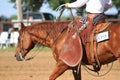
[59, 15, 111, 68]
[86, 22, 111, 71]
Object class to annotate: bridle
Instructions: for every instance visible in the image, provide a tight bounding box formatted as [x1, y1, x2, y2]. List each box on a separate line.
[17, 27, 51, 61]
[16, 28, 26, 61]
[20, 29, 25, 54]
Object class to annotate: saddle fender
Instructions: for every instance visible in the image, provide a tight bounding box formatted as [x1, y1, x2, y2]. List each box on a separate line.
[59, 29, 83, 67]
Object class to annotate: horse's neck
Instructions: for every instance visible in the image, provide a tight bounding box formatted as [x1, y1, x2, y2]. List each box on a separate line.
[27, 28, 53, 47]
[27, 22, 69, 47]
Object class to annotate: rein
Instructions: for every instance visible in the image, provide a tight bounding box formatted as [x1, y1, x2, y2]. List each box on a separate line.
[55, 4, 65, 21]
[25, 45, 45, 61]
[20, 22, 65, 61]
[26, 6, 74, 60]
[19, 6, 86, 61]
[55, 4, 74, 21]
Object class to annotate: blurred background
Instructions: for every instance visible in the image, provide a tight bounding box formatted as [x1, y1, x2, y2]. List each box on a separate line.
[0, 0, 120, 49]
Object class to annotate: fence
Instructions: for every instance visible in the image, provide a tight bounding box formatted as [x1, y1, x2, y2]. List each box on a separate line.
[106, 18, 120, 22]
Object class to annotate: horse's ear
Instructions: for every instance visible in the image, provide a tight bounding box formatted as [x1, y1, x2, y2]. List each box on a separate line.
[20, 22, 25, 30]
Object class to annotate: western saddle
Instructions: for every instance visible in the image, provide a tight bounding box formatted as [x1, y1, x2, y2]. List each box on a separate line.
[79, 14, 111, 72]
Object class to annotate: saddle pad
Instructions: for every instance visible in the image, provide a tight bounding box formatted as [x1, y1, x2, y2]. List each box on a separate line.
[59, 29, 83, 67]
[95, 22, 111, 32]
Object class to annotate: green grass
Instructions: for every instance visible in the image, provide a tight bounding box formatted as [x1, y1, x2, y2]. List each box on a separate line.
[32, 46, 51, 52]
[0, 46, 51, 53]
[0, 47, 15, 53]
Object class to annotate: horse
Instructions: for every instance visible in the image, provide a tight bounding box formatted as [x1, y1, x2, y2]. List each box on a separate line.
[15, 17, 120, 80]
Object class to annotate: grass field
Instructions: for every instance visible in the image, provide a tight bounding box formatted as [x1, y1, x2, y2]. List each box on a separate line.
[0, 46, 51, 52]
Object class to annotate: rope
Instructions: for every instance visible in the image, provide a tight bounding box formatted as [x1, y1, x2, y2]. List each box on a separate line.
[82, 62, 113, 77]
[55, 4, 65, 11]
[55, 4, 65, 20]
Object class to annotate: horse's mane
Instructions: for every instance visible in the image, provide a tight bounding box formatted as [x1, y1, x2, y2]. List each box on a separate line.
[24, 21, 71, 40]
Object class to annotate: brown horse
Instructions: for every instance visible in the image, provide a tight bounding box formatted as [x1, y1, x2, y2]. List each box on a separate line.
[15, 17, 120, 80]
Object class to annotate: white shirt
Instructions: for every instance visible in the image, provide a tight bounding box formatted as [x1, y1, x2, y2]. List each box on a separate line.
[67, 0, 112, 13]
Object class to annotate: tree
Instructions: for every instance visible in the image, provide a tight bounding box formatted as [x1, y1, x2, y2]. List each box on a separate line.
[9, 0, 120, 15]
[10, 15, 17, 20]
[48, 0, 120, 10]
[48, 0, 76, 10]
[113, 0, 120, 8]
[10, 0, 76, 11]
[10, 0, 44, 12]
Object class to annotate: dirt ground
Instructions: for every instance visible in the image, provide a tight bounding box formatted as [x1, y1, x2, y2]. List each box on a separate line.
[0, 50, 120, 80]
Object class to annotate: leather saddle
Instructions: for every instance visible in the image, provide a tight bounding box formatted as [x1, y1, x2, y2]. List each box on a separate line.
[59, 25, 83, 67]
[59, 15, 111, 68]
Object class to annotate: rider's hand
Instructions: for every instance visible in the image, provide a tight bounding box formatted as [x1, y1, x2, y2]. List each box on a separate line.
[65, 3, 69, 8]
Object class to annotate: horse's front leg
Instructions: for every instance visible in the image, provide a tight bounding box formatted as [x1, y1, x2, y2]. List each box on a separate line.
[72, 64, 82, 80]
[49, 60, 69, 80]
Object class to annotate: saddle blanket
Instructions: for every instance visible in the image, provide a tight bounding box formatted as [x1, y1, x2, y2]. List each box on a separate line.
[59, 29, 83, 67]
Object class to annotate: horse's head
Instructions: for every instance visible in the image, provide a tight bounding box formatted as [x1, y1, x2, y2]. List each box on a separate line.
[15, 22, 35, 61]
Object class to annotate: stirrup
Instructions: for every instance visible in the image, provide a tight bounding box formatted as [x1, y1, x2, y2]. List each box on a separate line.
[92, 58, 101, 72]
